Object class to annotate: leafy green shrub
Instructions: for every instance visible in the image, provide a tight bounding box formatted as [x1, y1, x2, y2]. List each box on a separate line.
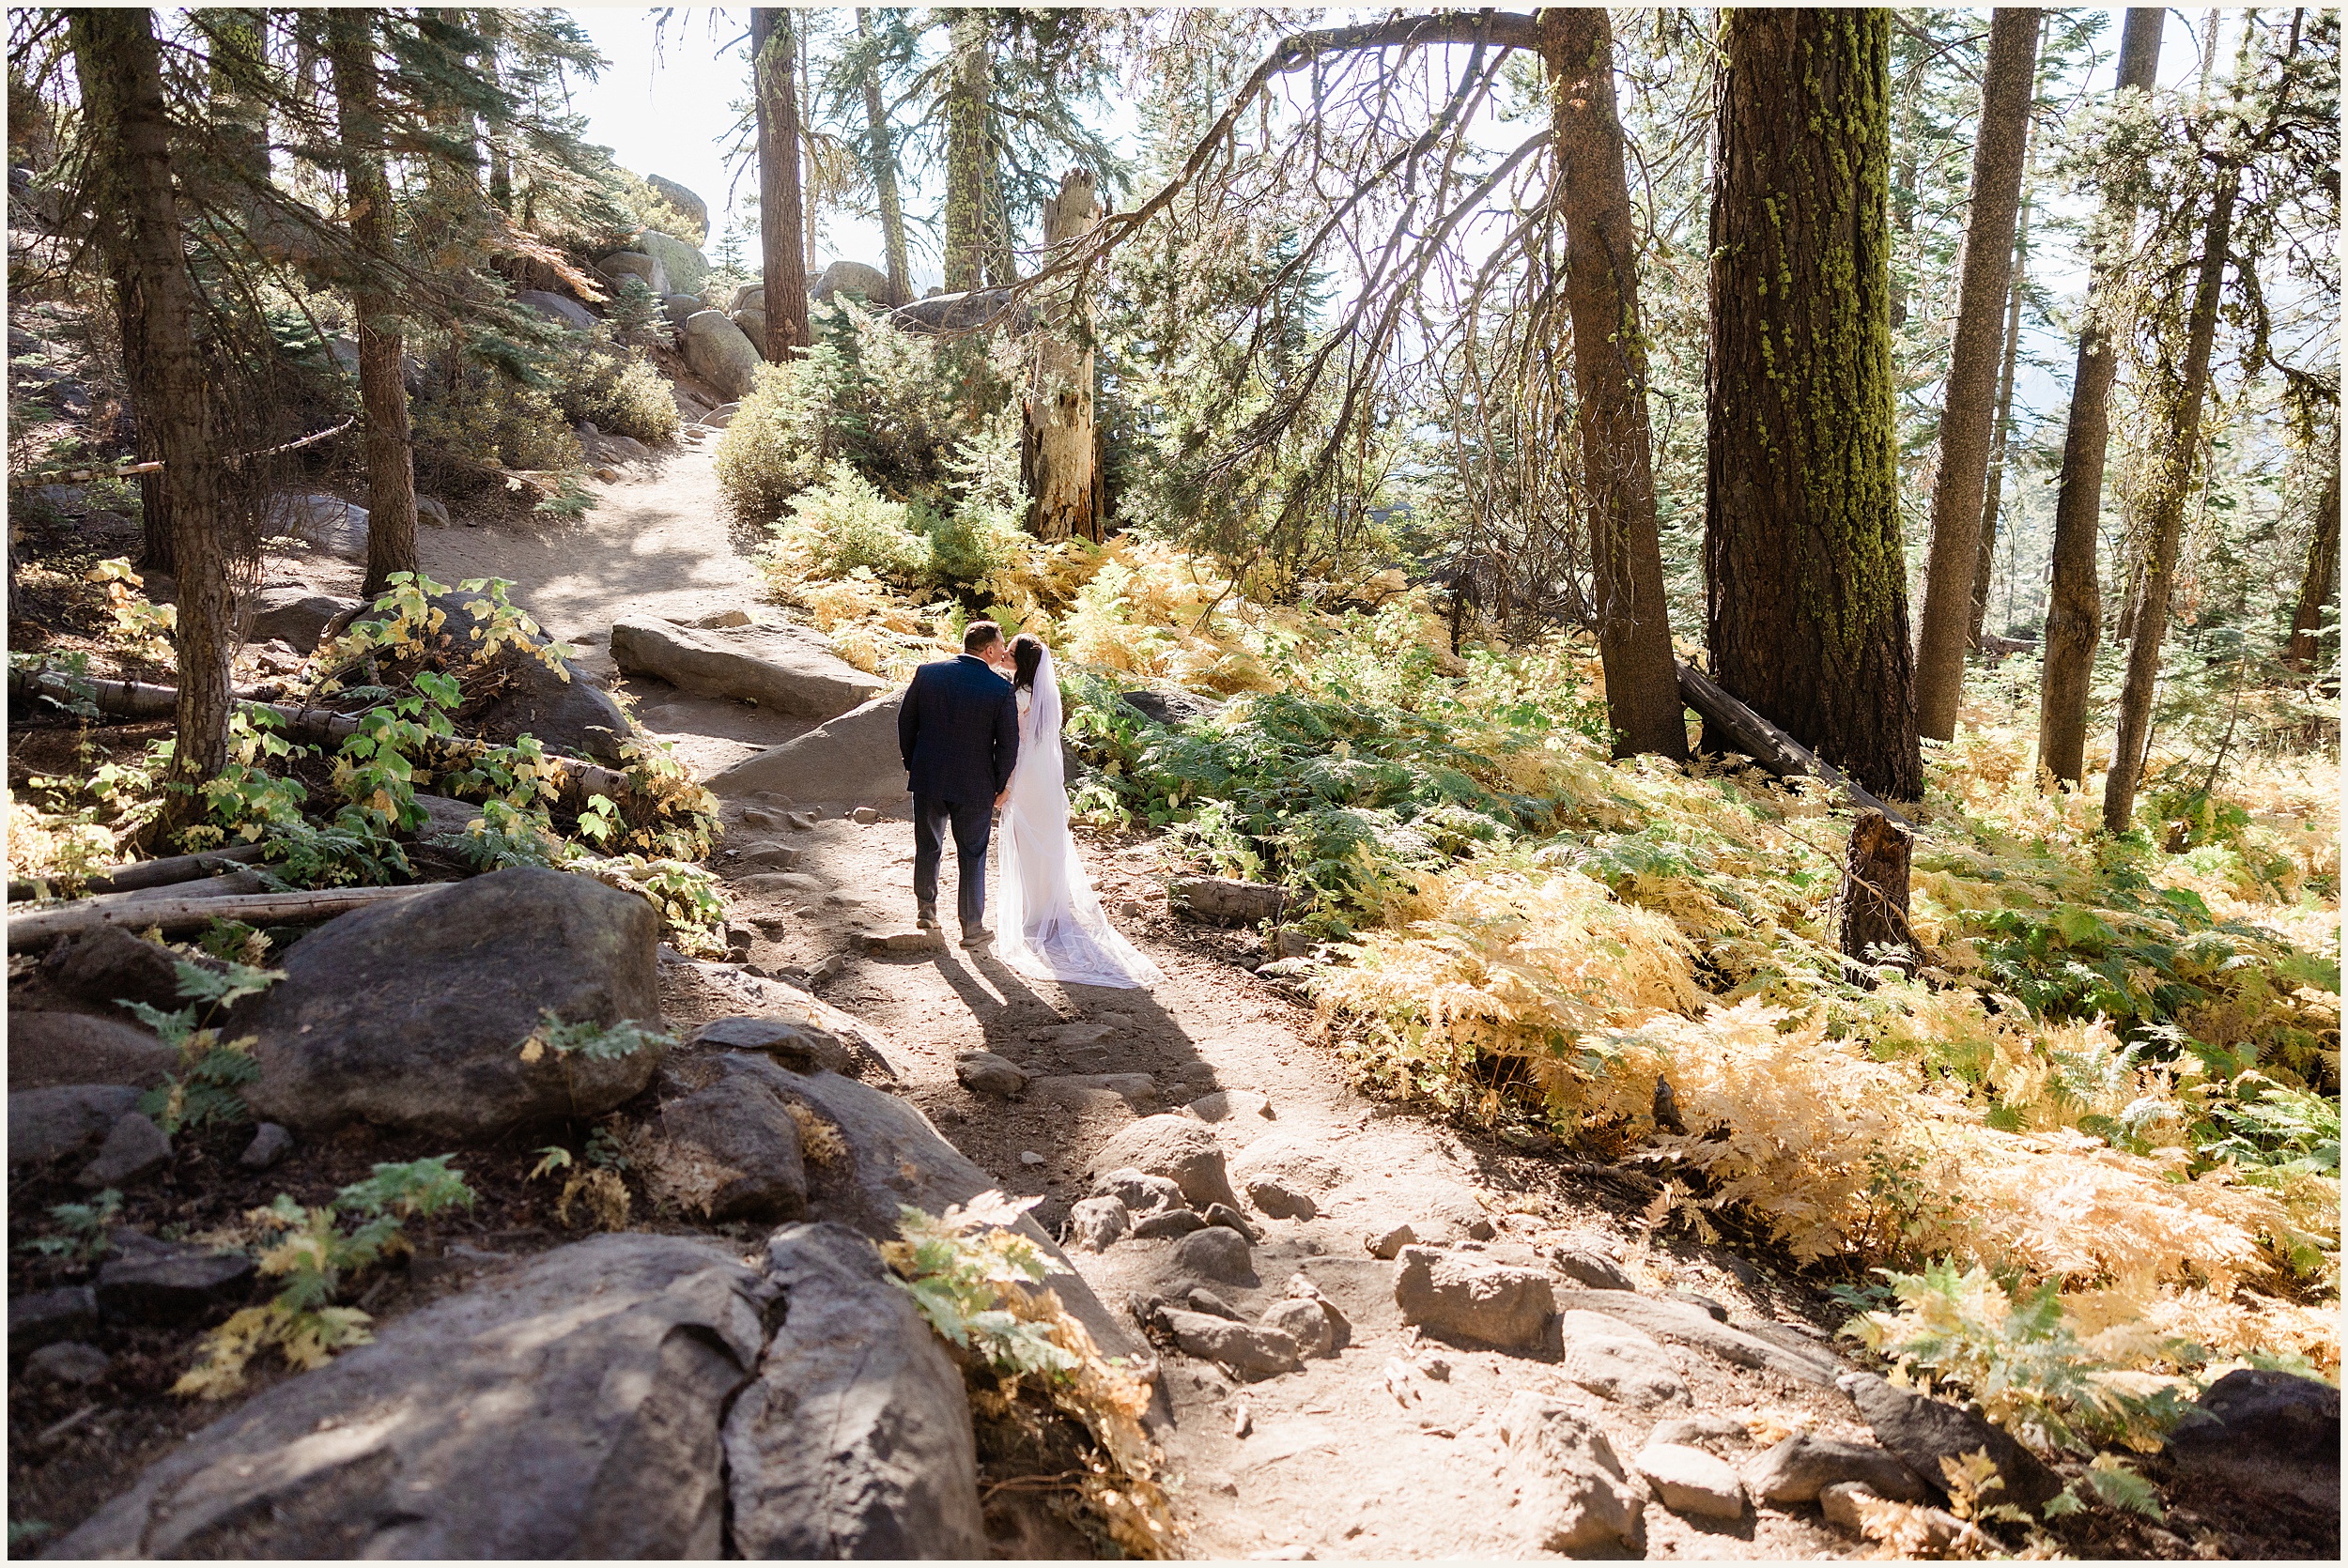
[604, 274, 673, 350]
[178, 1157, 476, 1397]
[411, 347, 583, 474]
[770, 462, 932, 583]
[549, 328, 678, 445]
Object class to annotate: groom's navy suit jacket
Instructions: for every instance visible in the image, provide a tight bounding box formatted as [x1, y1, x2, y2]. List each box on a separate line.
[899, 654, 1020, 804]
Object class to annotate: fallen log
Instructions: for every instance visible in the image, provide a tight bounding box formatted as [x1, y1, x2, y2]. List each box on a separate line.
[1168, 875, 1288, 924]
[8, 660, 641, 807]
[7, 842, 269, 902]
[1673, 660, 1912, 827]
[6, 884, 429, 947]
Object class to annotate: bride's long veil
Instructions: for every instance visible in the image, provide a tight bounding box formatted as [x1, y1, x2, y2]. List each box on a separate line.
[996, 647, 1164, 989]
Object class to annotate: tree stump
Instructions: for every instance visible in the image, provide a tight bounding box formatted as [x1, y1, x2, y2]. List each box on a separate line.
[1836, 810, 1915, 987]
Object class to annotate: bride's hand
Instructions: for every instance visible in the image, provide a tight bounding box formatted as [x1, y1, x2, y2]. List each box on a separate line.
[995, 789, 1008, 809]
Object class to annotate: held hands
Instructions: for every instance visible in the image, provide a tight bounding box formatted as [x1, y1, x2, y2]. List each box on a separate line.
[996, 790, 1009, 809]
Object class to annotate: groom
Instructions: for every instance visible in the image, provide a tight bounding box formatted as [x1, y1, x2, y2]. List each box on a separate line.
[898, 621, 1021, 946]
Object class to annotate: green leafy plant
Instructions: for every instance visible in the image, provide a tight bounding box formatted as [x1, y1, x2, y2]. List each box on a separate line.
[176, 1157, 476, 1397]
[15, 1190, 124, 1264]
[883, 1192, 1081, 1379]
[516, 1009, 673, 1065]
[123, 959, 284, 1135]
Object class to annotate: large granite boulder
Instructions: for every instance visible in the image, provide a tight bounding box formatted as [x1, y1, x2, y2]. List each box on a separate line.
[643, 175, 709, 243]
[812, 259, 894, 305]
[731, 306, 767, 358]
[54, 1235, 765, 1559]
[241, 587, 360, 653]
[422, 588, 634, 764]
[238, 868, 665, 1140]
[262, 492, 368, 563]
[517, 289, 595, 331]
[597, 249, 668, 296]
[610, 616, 886, 719]
[724, 1222, 984, 1558]
[6, 1009, 175, 1091]
[704, 689, 907, 807]
[683, 309, 761, 400]
[8, 1084, 142, 1167]
[634, 229, 708, 298]
[888, 288, 1036, 336]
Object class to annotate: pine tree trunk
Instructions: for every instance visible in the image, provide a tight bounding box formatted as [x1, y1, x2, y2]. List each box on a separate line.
[2103, 169, 2238, 835]
[2283, 465, 2340, 673]
[326, 11, 418, 602]
[856, 9, 911, 306]
[1970, 186, 2033, 652]
[1027, 170, 1101, 543]
[68, 9, 232, 803]
[1705, 8, 1920, 803]
[1912, 8, 2041, 741]
[942, 10, 989, 295]
[2039, 8, 2165, 789]
[751, 10, 810, 358]
[1541, 8, 1686, 762]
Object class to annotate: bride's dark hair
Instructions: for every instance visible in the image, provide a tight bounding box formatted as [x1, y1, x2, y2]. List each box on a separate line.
[1011, 633, 1044, 692]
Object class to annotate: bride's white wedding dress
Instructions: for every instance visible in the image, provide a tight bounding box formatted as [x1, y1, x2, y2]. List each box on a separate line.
[996, 647, 1163, 990]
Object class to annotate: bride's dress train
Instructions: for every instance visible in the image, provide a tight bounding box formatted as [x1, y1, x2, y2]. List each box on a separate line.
[996, 648, 1163, 990]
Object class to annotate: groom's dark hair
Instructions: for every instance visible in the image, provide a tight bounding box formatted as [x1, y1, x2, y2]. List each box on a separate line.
[963, 621, 1003, 654]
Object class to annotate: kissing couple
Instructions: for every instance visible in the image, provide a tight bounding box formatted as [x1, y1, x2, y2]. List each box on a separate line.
[897, 621, 1161, 991]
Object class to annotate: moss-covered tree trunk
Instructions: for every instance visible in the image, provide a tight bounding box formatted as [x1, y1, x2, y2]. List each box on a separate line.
[856, 8, 911, 307]
[1541, 8, 1687, 762]
[942, 9, 989, 295]
[1704, 8, 1920, 802]
[68, 8, 232, 804]
[1912, 8, 2040, 741]
[1026, 170, 1102, 543]
[2283, 463, 2340, 674]
[2039, 8, 2165, 789]
[1970, 185, 2033, 652]
[2103, 169, 2238, 835]
[326, 9, 418, 601]
[751, 9, 810, 358]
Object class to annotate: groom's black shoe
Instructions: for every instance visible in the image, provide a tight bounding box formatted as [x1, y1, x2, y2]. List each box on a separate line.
[916, 903, 939, 930]
[960, 925, 994, 948]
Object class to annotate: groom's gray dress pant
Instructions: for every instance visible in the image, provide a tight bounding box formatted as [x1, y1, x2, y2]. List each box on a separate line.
[912, 792, 993, 932]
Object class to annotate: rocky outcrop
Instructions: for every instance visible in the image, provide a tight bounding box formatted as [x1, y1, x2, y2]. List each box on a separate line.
[682, 309, 762, 399]
[1088, 1115, 1243, 1213]
[425, 588, 635, 764]
[1555, 1288, 1844, 1388]
[644, 176, 709, 242]
[598, 249, 668, 296]
[1496, 1391, 1646, 1553]
[5, 1009, 174, 1091]
[704, 689, 908, 807]
[653, 1053, 810, 1222]
[54, 1235, 765, 1558]
[888, 288, 1036, 336]
[239, 868, 665, 1140]
[263, 492, 368, 563]
[1395, 1247, 1554, 1351]
[724, 1222, 985, 1559]
[610, 616, 886, 719]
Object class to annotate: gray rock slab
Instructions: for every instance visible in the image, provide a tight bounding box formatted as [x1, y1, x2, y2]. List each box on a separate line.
[9, 1285, 98, 1353]
[655, 1054, 810, 1222]
[1069, 1195, 1129, 1251]
[1843, 1370, 2063, 1514]
[58, 1235, 762, 1559]
[682, 309, 760, 399]
[1558, 1308, 1689, 1407]
[2164, 1368, 2340, 1509]
[39, 925, 184, 1013]
[1555, 1289, 1845, 1387]
[77, 1111, 172, 1189]
[1029, 1072, 1156, 1112]
[239, 1122, 293, 1170]
[6, 1009, 174, 1091]
[1496, 1391, 1646, 1554]
[95, 1248, 255, 1323]
[8, 1084, 142, 1166]
[691, 1013, 855, 1076]
[1087, 1115, 1242, 1213]
[724, 1222, 983, 1558]
[703, 688, 907, 808]
[634, 229, 708, 298]
[1745, 1430, 1931, 1504]
[1131, 1207, 1208, 1240]
[1635, 1440, 1747, 1519]
[611, 616, 885, 720]
[517, 288, 595, 331]
[1259, 1295, 1342, 1359]
[1395, 1246, 1553, 1352]
[811, 259, 894, 304]
[954, 1051, 1030, 1098]
[1551, 1247, 1636, 1291]
[241, 587, 358, 653]
[1159, 1307, 1301, 1379]
[239, 868, 664, 1140]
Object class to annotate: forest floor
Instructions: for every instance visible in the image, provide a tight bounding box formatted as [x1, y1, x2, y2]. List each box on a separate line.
[9, 425, 2324, 1561]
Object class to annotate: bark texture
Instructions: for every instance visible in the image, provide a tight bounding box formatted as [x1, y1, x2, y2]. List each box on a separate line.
[2038, 8, 2165, 788]
[1837, 810, 1916, 987]
[1705, 8, 1920, 802]
[856, 9, 911, 307]
[942, 11, 989, 295]
[2283, 465, 2340, 674]
[1026, 170, 1103, 544]
[2103, 169, 2238, 835]
[751, 10, 810, 358]
[326, 11, 419, 601]
[68, 9, 233, 795]
[1970, 184, 2033, 652]
[1911, 8, 2041, 741]
[1542, 8, 1687, 762]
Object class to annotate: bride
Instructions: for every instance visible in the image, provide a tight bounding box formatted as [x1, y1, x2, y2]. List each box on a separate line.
[995, 635, 1163, 990]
